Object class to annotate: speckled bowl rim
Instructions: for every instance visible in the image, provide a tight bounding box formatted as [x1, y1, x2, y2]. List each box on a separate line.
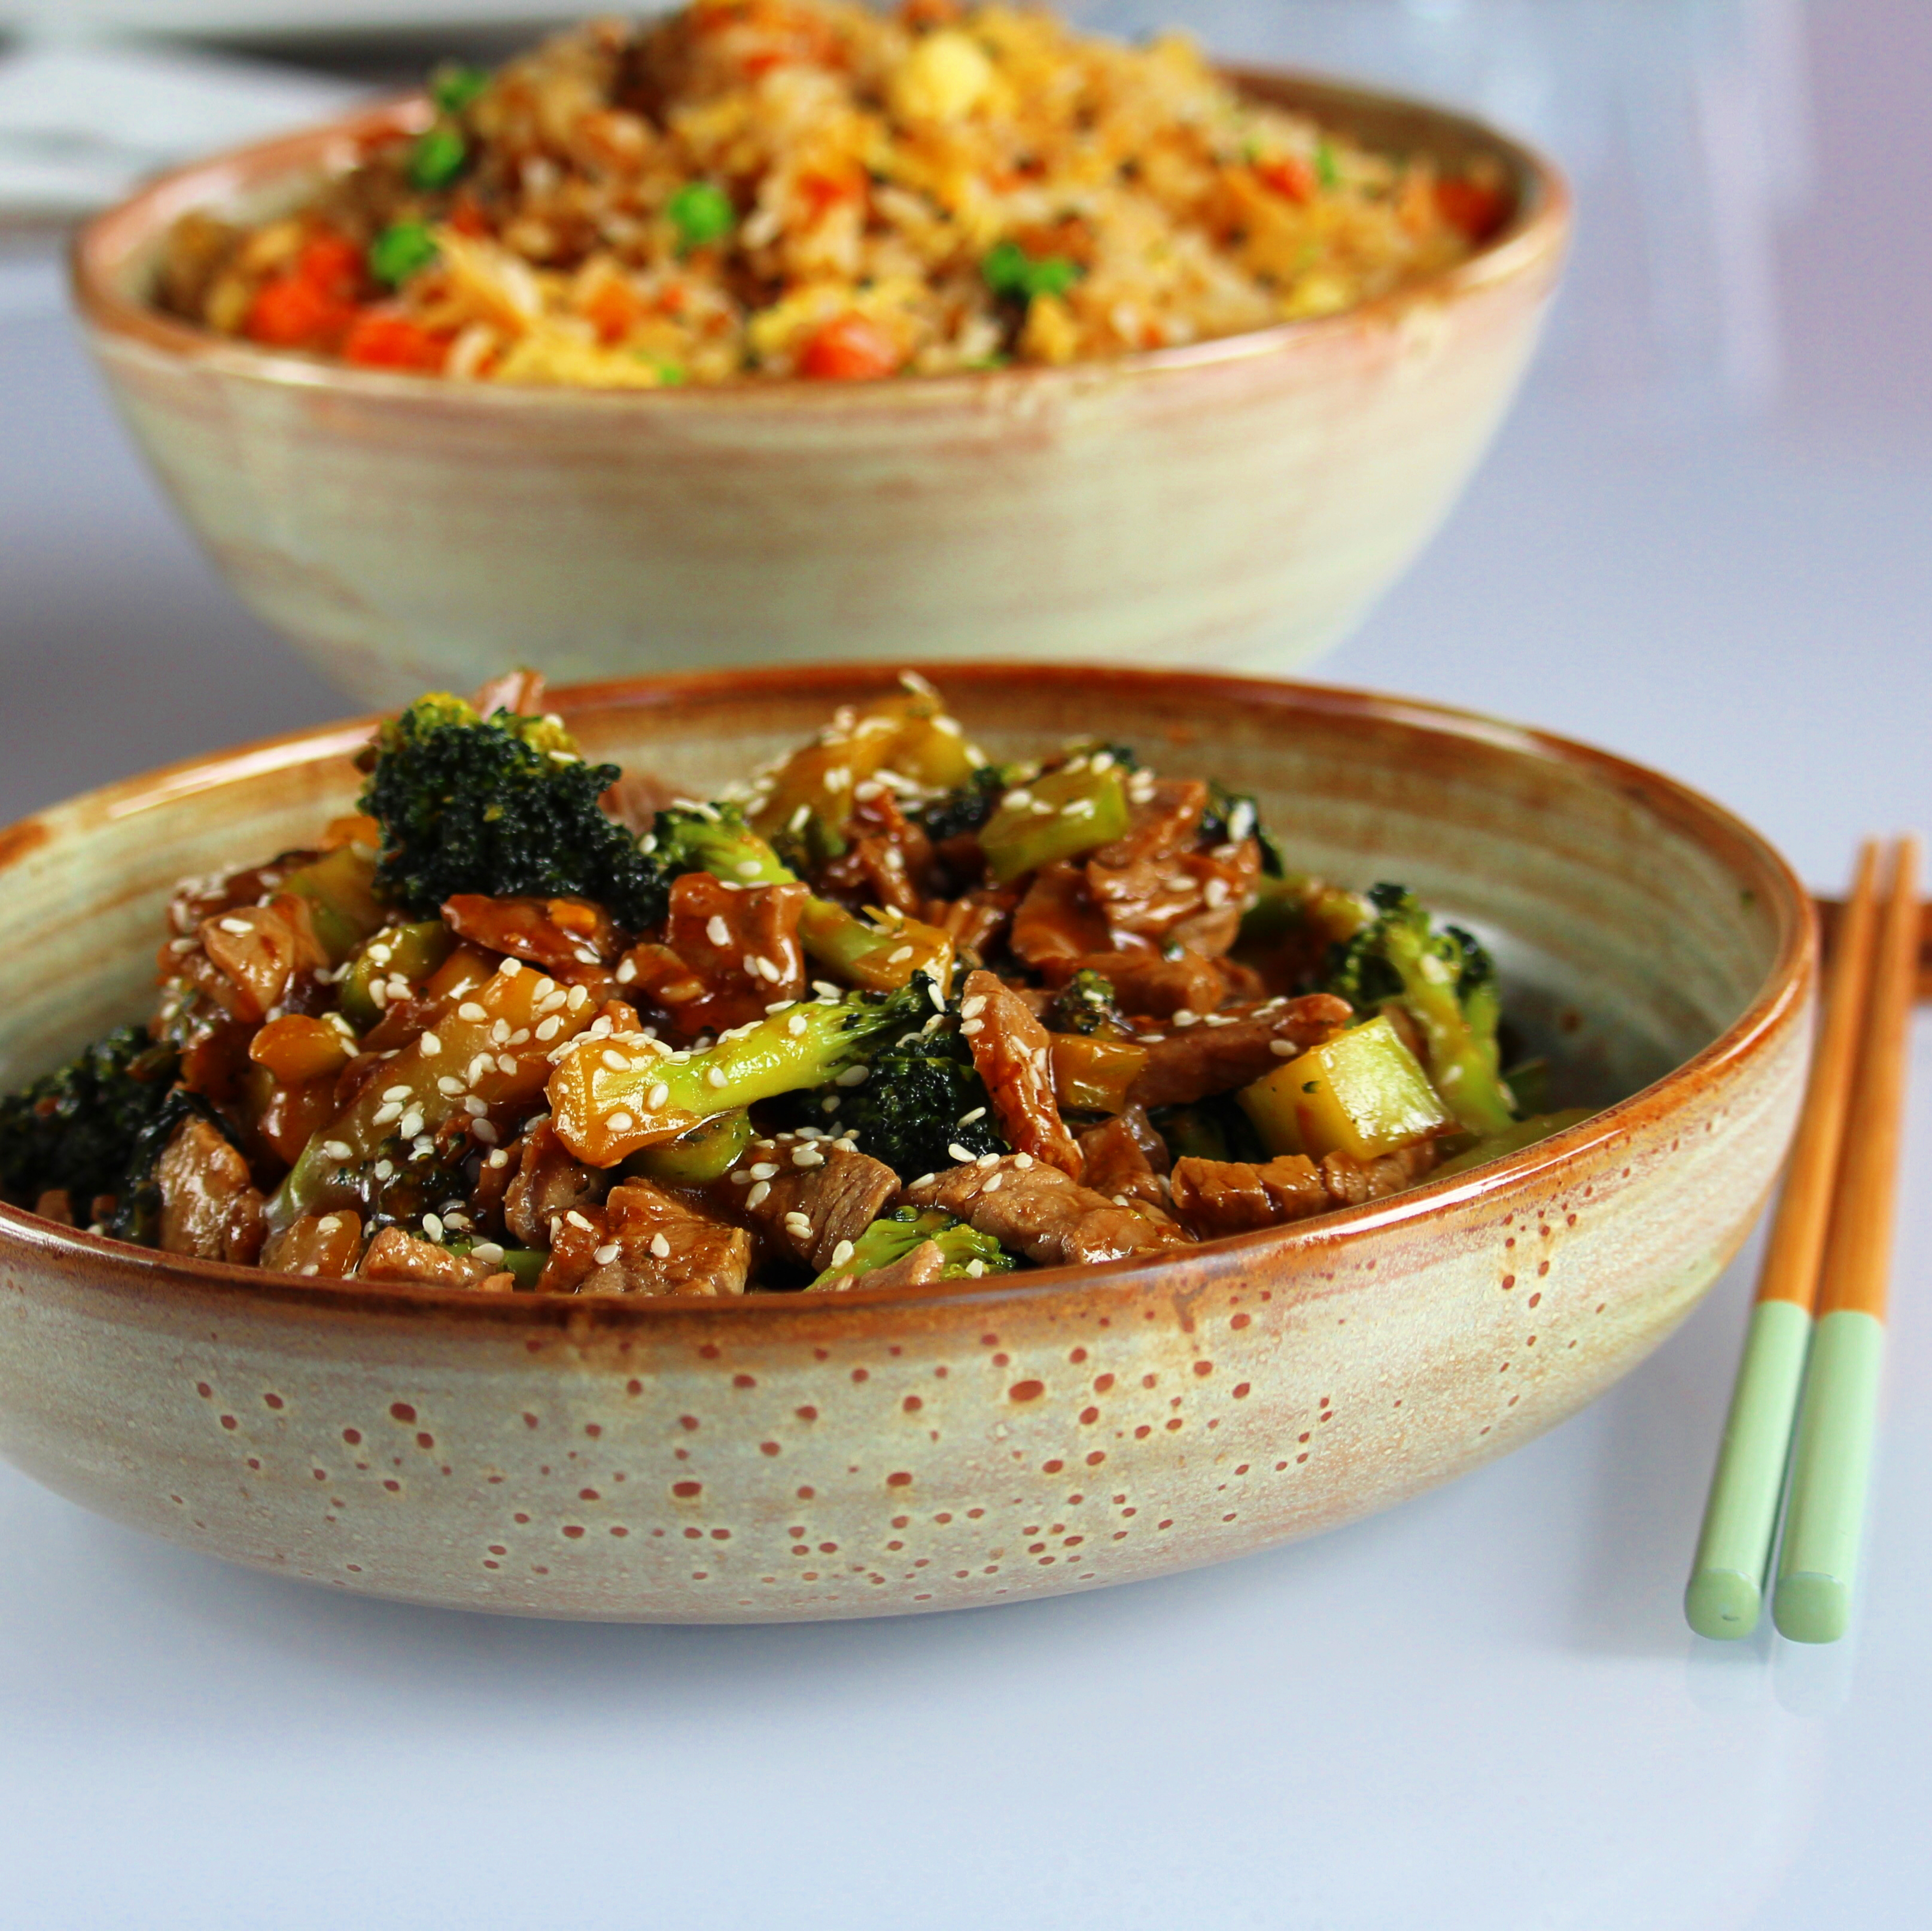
[0, 663, 1811, 1331]
[69, 67, 1571, 409]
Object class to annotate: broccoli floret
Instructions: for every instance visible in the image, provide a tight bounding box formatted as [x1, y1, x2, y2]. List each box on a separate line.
[1149, 1096, 1269, 1167]
[358, 694, 665, 928]
[1200, 781, 1287, 877]
[808, 1205, 1014, 1288]
[919, 765, 1012, 844]
[651, 801, 796, 886]
[1043, 968, 1128, 1038]
[0, 1024, 181, 1214]
[1323, 883, 1515, 1136]
[824, 990, 1008, 1179]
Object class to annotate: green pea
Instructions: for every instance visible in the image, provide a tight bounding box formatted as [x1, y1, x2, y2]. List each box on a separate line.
[667, 180, 735, 251]
[409, 125, 468, 190]
[981, 239, 1082, 302]
[1315, 138, 1339, 190]
[367, 221, 439, 288]
[430, 63, 490, 115]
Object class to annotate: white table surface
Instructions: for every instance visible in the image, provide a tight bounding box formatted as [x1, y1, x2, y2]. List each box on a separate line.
[2, 4, 1929, 1926]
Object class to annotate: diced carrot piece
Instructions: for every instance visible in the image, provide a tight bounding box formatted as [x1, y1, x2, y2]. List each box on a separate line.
[798, 313, 903, 381]
[583, 279, 649, 343]
[340, 312, 451, 371]
[1435, 177, 1508, 241]
[297, 231, 365, 300]
[245, 273, 355, 349]
[1256, 156, 1318, 203]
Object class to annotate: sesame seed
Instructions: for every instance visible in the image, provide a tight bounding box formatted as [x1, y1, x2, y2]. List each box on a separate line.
[1090, 751, 1115, 773]
[886, 945, 914, 965]
[499, 959, 522, 977]
[398, 1110, 424, 1139]
[792, 1145, 825, 1167]
[813, 980, 841, 999]
[382, 1084, 412, 1102]
[646, 1082, 670, 1109]
[1013, 1152, 1034, 1170]
[976, 1152, 1000, 1169]
[948, 1143, 973, 1163]
[1203, 878, 1230, 909]
[959, 1018, 983, 1036]
[316, 1214, 341, 1234]
[592, 1242, 621, 1266]
[536, 1015, 562, 1041]
[493, 1054, 514, 1075]
[821, 1096, 841, 1114]
[373, 1160, 394, 1180]
[567, 986, 589, 1010]
[422, 1214, 444, 1241]
[983, 1173, 1004, 1193]
[746, 1181, 771, 1208]
[834, 1064, 869, 1087]
[787, 1013, 808, 1036]
[649, 1233, 671, 1259]
[748, 1162, 779, 1181]
[601, 1048, 629, 1073]
[322, 1140, 353, 1161]
[960, 996, 987, 1018]
[458, 999, 488, 1021]
[471, 1242, 505, 1264]
[959, 1106, 987, 1124]
[565, 1211, 595, 1233]
[608, 1111, 634, 1132]
[705, 916, 731, 947]
[1173, 1009, 1198, 1027]
[473, 1119, 498, 1145]
[705, 1066, 728, 1089]
[437, 1075, 465, 1096]
[486, 1149, 509, 1169]
[420, 1032, 443, 1057]
[217, 916, 251, 935]
[927, 981, 946, 1012]
[966, 1259, 987, 1278]
[372, 1103, 403, 1127]
[1268, 1039, 1297, 1056]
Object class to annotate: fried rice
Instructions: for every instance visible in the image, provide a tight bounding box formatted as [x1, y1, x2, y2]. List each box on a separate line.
[155, 2, 1511, 387]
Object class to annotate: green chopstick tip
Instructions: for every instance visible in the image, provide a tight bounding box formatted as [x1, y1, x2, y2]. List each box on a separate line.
[1685, 1567, 1761, 1640]
[1773, 1571, 1851, 1644]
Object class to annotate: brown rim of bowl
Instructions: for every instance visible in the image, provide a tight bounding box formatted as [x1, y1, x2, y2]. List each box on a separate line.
[69, 67, 1571, 408]
[0, 662, 1811, 1329]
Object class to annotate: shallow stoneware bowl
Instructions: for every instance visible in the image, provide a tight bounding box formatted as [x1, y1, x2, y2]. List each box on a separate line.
[0, 666, 1808, 1622]
[71, 77, 1567, 707]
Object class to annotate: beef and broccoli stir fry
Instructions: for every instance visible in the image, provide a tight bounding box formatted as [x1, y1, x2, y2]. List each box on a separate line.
[0, 675, 1584, 1295]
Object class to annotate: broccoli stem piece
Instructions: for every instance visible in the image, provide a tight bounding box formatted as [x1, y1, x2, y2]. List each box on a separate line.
[1325, 884, 1516, 1136]
[808, 1205, 1014, 1289]
[979, 755, 1131, 884]
[358, 694, 664, 928]
[625, 1108, 755, 1185]
[548, 978, 940, 1167]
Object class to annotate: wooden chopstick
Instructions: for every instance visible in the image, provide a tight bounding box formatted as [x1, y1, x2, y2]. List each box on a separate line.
[1772, 835, 1922, 1642]
[1685, 840, 1884, 1638]
[1816, 891, 1932, 1003]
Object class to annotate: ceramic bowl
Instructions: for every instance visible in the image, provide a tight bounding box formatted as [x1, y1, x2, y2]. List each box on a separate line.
[0, 665, 1807, 1622]
[71, 77, 1568, 707]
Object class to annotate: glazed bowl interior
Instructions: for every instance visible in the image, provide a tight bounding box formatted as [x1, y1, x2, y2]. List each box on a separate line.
[0, 667, 1783, 1151]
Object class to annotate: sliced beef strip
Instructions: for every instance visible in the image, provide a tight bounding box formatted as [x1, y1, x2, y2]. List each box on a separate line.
[1088, 779, 1208, 871]
[1009, 862, 1111, 968]
[1041, 948, 1227, 1021]
[960, 968, 1083, 1179]
[662, 872, 810, 1036]
[441, 895, 620, 977]
[1169, 1139, 1441, 1239]
[1076, 1108, 1172, 1217]
[505, 1119, 612, 1248]
[358, 1226, 498, 1288]
[537, 1181, 752, 1296]
[728, 1133, 898, 1272]
[1318, 1140, 1440, 1207]
[156, 1114, 265, 1264]
[1126, 993, 1352, 1109]
[808, 1236, 947, 1296]
[1169, 1155, 1331, 1239]
[899, 1156, 1191, 1267]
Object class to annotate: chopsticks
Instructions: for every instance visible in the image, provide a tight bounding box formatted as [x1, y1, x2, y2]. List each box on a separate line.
[1773, 835, 1921, 1641]
[1685, 837, 1921, 1642]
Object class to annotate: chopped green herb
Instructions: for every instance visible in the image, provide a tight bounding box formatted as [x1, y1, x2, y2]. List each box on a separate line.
[430, 62, 490, 115]
[668, 180, 735, 251]
[1315, 138, 1339, 190]
[409, 124, 468, 190]
[981, 239, 1082, 302]
[368, 221, 440, 288]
